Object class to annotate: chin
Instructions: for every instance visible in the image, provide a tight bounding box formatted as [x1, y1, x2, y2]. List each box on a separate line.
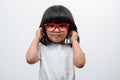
[51, 39, 64, 44]
[53, 41, 64, 44]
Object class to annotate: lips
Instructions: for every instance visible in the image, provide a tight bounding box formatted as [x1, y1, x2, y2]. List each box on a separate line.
[53, 35, 61, 38]
[52, 33, 61, 37]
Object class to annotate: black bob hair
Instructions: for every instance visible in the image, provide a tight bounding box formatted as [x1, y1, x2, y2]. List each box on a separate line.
[39, 5, 80, 46]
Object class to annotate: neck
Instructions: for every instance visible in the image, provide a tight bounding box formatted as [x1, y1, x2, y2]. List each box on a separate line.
[51, 41, 64, 45]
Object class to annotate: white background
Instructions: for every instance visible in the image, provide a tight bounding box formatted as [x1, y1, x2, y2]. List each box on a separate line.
[0, 0, 120, 80]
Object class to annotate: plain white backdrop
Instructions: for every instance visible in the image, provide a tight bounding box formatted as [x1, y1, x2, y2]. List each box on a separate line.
[0, 0, 120, 80]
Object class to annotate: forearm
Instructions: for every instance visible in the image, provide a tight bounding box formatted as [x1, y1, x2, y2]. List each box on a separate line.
[26, 37, 40, 64]
[72, 40, 85, 68]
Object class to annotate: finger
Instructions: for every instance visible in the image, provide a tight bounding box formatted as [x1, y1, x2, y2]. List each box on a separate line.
[39, 27, 42, 31]
[69, 31, 73, 36]
[39, 28, 44, 36]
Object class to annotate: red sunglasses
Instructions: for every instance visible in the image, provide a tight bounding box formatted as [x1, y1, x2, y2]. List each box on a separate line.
[44, 23, 70, 32]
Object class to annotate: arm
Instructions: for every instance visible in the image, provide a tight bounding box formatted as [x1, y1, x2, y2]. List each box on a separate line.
[70, 31, 86, 68]
[26, 28, 44, 64]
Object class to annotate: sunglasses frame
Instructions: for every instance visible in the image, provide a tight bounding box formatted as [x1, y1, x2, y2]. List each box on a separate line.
[44, 23, 70, 32]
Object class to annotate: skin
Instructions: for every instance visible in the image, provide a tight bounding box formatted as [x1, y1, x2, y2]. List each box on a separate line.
[46, 27, 67, 44]
[26, 27, 85, 68]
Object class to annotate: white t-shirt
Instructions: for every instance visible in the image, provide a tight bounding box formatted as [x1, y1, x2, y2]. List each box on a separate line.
[38, 43, 75, 80]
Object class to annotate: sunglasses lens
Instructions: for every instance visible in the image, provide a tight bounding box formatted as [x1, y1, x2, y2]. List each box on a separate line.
[59, 23, 69, 31]
[44, 23, 55, 31]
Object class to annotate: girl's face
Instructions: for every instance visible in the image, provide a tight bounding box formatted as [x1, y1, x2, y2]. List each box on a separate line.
[44, 23, 69, 44]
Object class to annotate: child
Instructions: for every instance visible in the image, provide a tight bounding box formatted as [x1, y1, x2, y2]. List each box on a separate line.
[26, 5, 85, 80]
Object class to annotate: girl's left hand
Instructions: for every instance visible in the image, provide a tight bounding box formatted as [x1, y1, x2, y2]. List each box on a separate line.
[69, 31, 79, 43]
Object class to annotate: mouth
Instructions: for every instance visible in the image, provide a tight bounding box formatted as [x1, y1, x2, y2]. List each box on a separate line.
[52, 35, 61, 38]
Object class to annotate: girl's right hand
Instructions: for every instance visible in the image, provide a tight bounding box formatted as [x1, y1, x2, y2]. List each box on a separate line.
[35, 28, 44, 40]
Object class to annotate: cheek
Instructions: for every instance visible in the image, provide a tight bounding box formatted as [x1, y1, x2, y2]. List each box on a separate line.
[60, 32, 68, 40]
[46, 32, 51, 38]
[63, 32, 68, 38]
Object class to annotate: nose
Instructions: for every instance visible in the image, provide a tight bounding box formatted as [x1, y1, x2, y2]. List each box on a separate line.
[54, 27, 60, 32]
